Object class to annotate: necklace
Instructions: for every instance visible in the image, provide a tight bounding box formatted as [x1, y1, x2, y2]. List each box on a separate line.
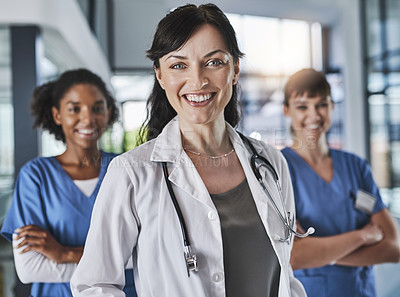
[184, 147, 235, 159]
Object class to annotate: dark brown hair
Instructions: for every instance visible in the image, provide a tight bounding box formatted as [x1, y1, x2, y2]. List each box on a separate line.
[138, 3, 244, 143]
[31, 68, 118, 143]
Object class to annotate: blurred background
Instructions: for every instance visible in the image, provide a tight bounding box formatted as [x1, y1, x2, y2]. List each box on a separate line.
[0, 0, 399, 296]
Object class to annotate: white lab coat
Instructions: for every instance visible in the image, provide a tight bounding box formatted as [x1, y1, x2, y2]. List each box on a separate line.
[70, 117, 307, 297]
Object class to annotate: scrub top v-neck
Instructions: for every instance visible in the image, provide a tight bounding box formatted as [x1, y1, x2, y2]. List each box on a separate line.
[282, 147, 386, 297]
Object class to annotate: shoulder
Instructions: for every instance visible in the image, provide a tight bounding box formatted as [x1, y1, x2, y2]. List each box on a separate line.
[245, 136, 287, 168]
[101, 151, 118, 166]
[108, 140, 156, 170]
[281, 147, 293, 159]
[17, 156, 55, 178]
[12, 157, 58, 199]
[104, 140, 159, 186]
[21, 156, 53, 169]
[280, 147, 302, 170]
[244, 136, 280, 155]
[330, 148, 368, 169]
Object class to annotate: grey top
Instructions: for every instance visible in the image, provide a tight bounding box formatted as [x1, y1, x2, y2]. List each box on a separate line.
[210, 178, 280, 297]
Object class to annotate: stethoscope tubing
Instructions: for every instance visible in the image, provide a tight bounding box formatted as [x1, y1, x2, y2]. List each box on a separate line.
[238, 132, 314, 241]
[162, 132, 314, 276]
[162, 162, 191, 248]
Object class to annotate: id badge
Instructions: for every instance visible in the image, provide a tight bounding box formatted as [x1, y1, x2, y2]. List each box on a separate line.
[354, 190, 376, 214]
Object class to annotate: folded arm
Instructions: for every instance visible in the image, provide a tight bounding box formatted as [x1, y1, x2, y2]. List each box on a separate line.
[14, 224, 83, 264]
[336, 209, 400, 266]
[12, 233, 79, 283]
[290, 219, 384, 270]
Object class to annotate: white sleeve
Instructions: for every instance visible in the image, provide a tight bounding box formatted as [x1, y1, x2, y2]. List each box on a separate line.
[12, 234, 77, 283]
[71, 157, 138, 297]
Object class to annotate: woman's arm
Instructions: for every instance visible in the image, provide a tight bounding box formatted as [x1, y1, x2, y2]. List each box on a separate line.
[12, 233, 78, 283]
[290, 220, 384, 270]
[15, 224, 83, 263]
[336, 208, 400, 266]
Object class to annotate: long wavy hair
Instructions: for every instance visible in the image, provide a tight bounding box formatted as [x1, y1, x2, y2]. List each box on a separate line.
[138, 3, 244, 143]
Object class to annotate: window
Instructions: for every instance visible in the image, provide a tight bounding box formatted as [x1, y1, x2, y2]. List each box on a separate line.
[226, 14, 343, 149]
[0, 27, 13, 224]
[363, 0, 400, 215]
[110, 73, 153, 151]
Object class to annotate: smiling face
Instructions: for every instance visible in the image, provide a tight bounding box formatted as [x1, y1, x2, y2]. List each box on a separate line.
[52, 83, 110, 151]
[154, 24, 239, 130]
[283, 93, 334, 143]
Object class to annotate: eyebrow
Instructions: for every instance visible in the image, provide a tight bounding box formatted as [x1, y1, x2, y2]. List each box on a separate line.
[293, 97, 329, 104]
[165, 49, 228, 61]
[65, 100, 105, 105]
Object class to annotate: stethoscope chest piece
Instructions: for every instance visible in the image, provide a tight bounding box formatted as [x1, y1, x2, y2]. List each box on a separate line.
[185, 246, 198, 277]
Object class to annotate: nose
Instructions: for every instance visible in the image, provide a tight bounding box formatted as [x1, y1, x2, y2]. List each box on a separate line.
[188, 66, 208, 90]
[308, 106, 321, 121]
[79, 107, 95, 125]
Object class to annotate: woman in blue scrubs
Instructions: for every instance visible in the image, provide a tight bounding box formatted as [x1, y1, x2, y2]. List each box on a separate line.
[281, 68, 400, 297]
[0, 69, 136, 297]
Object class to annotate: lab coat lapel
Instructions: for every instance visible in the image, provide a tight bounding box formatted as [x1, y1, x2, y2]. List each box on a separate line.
[168, 156, 216, 209]
[150, 117, 216, 209]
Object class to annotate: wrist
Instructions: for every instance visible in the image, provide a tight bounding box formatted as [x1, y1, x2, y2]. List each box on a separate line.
[58, 247, 83, 264]
[358, 229, 369, 245]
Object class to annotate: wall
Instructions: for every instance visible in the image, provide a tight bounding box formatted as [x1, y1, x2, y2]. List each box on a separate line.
[0, 0, 112, 84]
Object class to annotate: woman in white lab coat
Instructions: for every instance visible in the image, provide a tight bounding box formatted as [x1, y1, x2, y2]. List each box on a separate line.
[71, 4, 306, 297]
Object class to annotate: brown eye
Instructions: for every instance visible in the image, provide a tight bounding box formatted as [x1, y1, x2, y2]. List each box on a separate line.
[93, 105, 105, 113]
[68, 106, 80, 113]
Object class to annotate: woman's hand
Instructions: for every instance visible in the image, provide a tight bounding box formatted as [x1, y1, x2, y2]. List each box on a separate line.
[360, 222, 384, 246]
[14, 225, 83, 263]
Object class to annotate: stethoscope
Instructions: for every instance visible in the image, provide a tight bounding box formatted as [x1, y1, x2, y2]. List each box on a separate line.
[162, 132, 314, 277]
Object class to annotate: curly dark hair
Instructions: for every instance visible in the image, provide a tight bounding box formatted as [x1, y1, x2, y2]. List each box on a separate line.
[30, 68, 118, 143]
[138, 3, 244, 143]
[284, 68, 331, 106]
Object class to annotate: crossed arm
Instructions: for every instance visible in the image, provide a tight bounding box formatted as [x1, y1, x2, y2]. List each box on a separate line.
[290, 208, 400, 270]
[12, 225, 83, 283]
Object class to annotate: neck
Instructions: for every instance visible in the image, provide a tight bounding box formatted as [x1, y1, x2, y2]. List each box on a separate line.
[59, 145, 102, 167]
[180, 118, 232, 156]
[291, 134, 329, 164]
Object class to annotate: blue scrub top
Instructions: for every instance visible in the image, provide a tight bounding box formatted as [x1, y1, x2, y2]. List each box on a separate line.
[282, 147, 386, 297]
[1, 151, 136, 297]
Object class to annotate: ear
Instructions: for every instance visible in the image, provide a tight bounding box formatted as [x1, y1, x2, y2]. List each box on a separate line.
[232, 61, 240, 85]
[154, 67, 165, 90]
[283, 104, 289, 117]
[52, 106, 62, 126]
[330, 99, 335, 111]
[106, 106, 112, 125]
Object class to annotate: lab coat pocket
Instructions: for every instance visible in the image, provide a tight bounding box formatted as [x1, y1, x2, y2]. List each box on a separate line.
[296, 275, 327, 297]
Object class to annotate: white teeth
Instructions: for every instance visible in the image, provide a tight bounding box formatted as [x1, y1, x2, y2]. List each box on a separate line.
[308, 124, 320, 129]
[78, 129, 96, 135]
[185, 94, 212, 102]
